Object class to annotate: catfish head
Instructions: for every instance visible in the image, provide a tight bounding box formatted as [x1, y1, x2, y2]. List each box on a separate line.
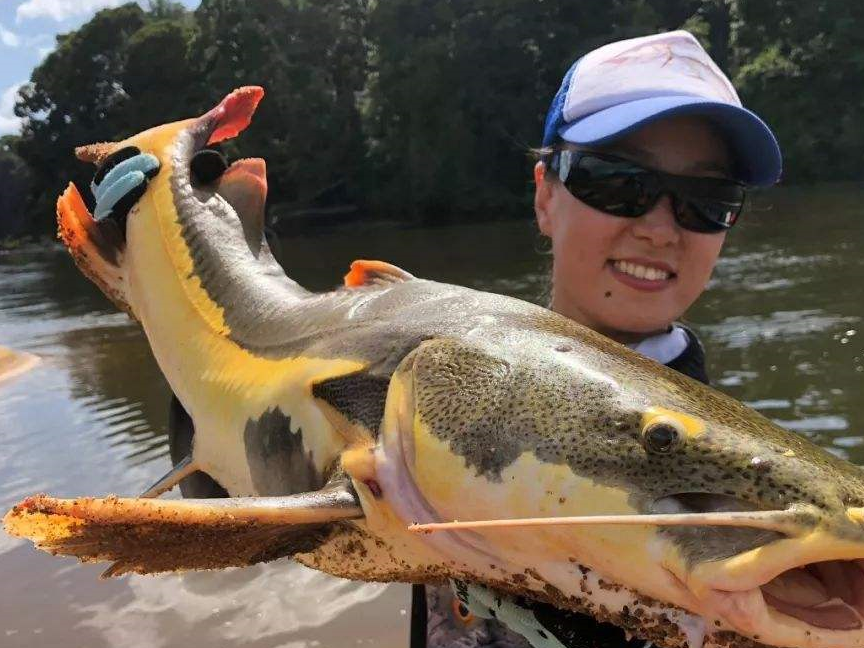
[368, 334, 864, 648]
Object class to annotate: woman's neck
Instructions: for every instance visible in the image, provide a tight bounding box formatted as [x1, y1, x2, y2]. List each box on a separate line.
[549, 298, 669, 345]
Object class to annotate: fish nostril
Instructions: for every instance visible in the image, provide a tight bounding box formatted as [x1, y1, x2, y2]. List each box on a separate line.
[191, 149, 228, 185]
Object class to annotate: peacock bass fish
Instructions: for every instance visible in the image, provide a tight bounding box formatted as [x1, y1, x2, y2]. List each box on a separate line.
[6, 86, 864, 648]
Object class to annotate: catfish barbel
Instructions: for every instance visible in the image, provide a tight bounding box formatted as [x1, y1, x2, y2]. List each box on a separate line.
[6, 87, 864, 648]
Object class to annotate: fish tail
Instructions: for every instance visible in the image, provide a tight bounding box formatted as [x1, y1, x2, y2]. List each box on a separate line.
[56, 182, 133, 318]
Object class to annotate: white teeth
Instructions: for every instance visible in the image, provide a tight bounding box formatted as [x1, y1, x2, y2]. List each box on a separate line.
[612, 260, 671, 281]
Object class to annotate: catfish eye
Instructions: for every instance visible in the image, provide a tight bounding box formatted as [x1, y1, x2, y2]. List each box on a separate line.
[642, 420, 682, 454]
[191, 149, 228, 185]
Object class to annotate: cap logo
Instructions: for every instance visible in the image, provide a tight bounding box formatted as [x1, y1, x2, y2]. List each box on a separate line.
[563, 31, 741, 123]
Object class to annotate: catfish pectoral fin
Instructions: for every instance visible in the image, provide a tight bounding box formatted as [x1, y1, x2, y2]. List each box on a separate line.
[4, 486, 363, 576]
[138, 455, 199, 498]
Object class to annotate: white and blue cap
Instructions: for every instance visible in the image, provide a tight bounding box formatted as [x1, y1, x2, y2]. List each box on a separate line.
[542, 31, 782, 186]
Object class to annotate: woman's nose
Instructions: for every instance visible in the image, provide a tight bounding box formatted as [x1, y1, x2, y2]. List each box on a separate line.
[629, 194, 681, 246]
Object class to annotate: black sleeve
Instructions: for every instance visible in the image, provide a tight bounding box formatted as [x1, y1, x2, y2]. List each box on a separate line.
[410, 585, 428, 648]
[664, 324, 710, 385]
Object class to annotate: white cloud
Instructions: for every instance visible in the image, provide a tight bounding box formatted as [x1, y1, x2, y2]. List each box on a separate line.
[0, 24, 21, 47]
[16, 0, 124, 23]
[0, 82, 25, 136]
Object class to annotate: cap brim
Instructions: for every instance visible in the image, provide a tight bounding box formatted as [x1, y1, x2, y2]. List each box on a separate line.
[558, 95, 782, 186]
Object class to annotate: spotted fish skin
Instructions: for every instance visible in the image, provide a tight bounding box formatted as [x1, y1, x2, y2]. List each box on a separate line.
[45, 87, 864, 648]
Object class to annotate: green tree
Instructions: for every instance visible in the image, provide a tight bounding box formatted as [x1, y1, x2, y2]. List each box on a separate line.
[0, 136, 34, 238]
[14, 3, 149, 234]
[191, 0, 368, 212]
[363, 0, 667, 222]
[121, 19, 199, 132]
[731, 0, 864, 182]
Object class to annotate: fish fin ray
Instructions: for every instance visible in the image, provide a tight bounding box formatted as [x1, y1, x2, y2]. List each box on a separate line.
[344, 260, 415, 288]
[139, 455, 198, 498]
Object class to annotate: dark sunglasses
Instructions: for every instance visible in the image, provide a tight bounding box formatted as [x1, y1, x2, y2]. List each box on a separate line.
[547, 150, 746, 233]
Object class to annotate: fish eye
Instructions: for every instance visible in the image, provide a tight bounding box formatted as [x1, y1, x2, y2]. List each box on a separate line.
[190, 149, 228, 185]
[642, 419, 683, 454]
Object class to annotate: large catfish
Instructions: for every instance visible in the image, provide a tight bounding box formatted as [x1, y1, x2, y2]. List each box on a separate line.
[7, 87, 864, 648]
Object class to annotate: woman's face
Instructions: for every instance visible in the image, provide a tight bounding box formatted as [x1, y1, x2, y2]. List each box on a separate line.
[534, 115, 731, 341]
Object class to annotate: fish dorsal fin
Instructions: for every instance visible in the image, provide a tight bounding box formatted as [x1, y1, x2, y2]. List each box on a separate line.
[344, 260, 414, 288]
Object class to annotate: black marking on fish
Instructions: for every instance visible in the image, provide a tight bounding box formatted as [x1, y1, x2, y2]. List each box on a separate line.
[190, 149, 228, 185]
[312, 371, 390, 435]
[408, 337, 636, 483]
[107, 181, 148, 238]
[243, 407, 323, 495]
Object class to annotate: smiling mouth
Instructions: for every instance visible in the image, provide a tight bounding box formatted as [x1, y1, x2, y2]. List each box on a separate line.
[609, 259, 677, 282]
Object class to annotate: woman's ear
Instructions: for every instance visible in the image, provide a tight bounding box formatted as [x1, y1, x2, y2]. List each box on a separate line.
[534, 161, 554, 236]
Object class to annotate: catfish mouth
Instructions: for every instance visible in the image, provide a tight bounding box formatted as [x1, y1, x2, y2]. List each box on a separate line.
[760, 560, 864, 631]
[655, 493, 864, 640]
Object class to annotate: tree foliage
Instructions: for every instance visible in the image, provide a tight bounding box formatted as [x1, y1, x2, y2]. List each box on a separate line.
[6, 0, 864, 237]
[0, 136, 33, 237]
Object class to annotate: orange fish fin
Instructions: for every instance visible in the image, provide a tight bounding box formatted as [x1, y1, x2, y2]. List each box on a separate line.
[207, 86, 265, 145]
[56, 183, 132, 318]
[344, 260, 415, 288]
[4, 489, 360, 577]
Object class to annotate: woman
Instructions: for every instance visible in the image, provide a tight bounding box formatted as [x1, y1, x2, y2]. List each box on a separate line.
[416, 30, 781, 648]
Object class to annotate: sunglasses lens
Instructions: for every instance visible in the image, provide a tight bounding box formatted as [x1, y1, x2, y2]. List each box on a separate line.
[563, 155, 656, 217]
[674, 177, 746, 232]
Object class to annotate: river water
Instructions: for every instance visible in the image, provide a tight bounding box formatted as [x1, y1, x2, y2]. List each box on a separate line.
[1, 183, 863, 647]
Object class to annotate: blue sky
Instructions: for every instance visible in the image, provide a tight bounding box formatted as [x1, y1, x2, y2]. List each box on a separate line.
[0, 0, 199, 135]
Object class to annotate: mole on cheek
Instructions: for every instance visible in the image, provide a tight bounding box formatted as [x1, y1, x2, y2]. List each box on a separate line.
[604, 291, 612, 298]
